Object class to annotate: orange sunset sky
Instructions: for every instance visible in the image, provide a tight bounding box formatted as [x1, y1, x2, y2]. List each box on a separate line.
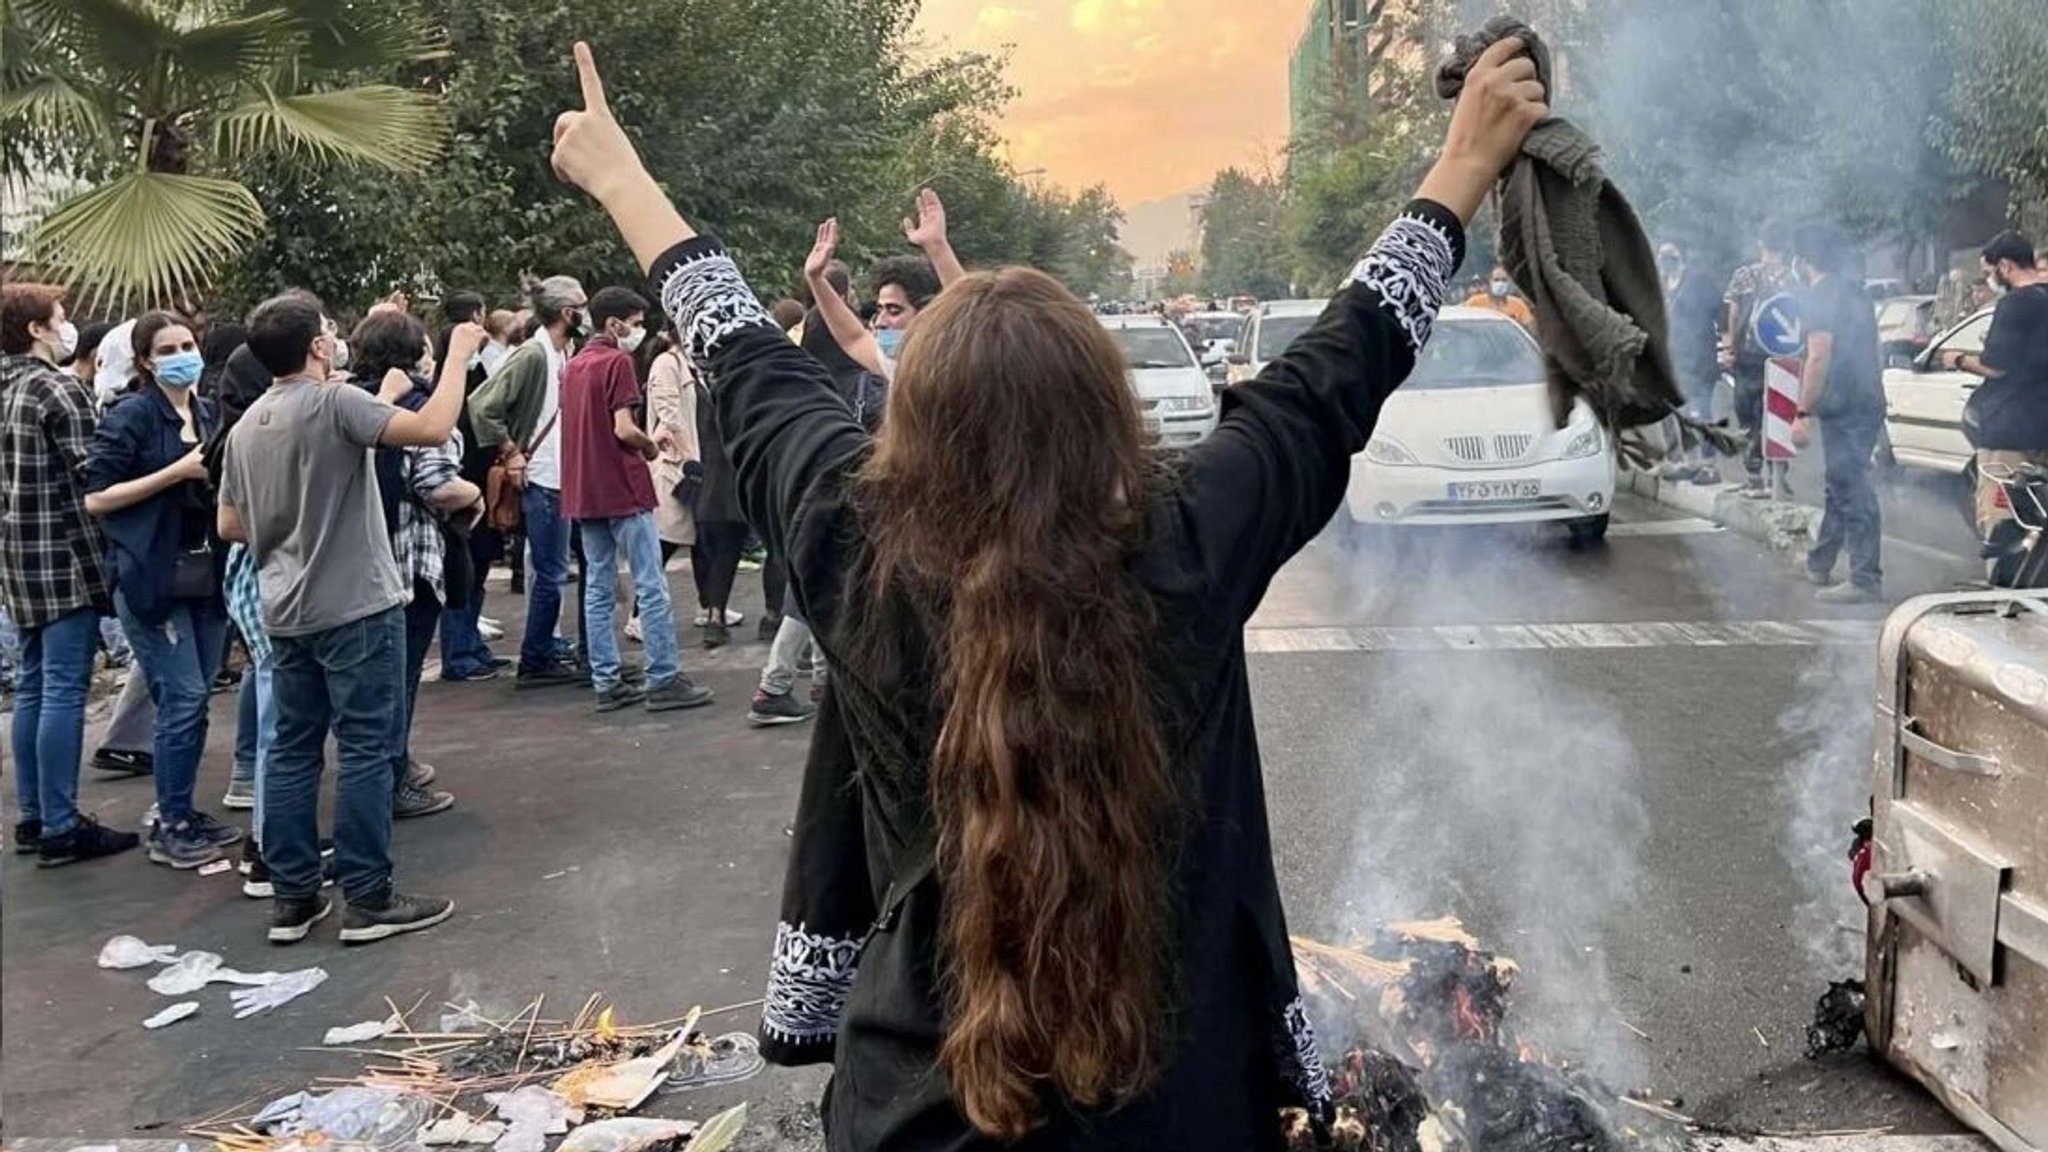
[913, 0, 1301, 206]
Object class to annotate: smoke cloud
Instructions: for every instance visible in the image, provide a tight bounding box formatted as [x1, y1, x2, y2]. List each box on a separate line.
[1776, 642, 1876, 978]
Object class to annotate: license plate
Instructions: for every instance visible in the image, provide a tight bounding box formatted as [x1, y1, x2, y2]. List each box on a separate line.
[1448, 480, 1540, 501]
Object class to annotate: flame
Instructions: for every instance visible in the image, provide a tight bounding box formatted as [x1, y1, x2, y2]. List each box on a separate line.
[1450, 986, 1489, 1041]
[595, 1006, 617, 1041]
[1519, 1041, 1541, 1063]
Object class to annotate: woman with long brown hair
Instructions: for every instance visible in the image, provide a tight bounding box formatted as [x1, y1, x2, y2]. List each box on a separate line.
[553, 37, 1545, 1149]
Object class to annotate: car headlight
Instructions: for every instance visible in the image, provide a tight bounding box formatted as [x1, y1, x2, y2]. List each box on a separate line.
[1560, 426, 1605, 460]
[1364, 436, 1417, 466]
[1157, 396, 1213, 414]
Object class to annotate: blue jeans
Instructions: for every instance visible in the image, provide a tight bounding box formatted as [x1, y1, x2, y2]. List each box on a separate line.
[234, 666, 259, 786]
[10, 608, 99, 834]
[268, 606, 403, 903]
[116, 594, 227, 826]
[580, 512, 679, 691]
[1809, 410, 1885, 591]
[519, 484, 572, 669]
[439, 526, 500, 677]
[245, 660, 275, 848]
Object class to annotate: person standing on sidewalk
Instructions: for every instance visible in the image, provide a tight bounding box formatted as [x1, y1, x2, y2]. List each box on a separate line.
[1722, 223, 1799, 497]
[83, 312, 241, 870]
[560, 288, 715, 714]
[1, 283, 140, 866]
[1949, 232, 2048, 542]
[218, 292, 456, 946]
[1789, 224, 1886, 604]
[470, 276, 588, 688]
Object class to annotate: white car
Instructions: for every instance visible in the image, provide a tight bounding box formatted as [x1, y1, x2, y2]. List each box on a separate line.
[1882, 307, 1994, 474]
[1097, 314, 1218, 448]
[1227, 299, 1326, 387]
[1343, 308, 1615, 543]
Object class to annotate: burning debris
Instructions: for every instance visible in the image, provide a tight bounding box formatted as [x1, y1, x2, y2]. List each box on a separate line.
[1804, 980, 1867, 1058]
[189, 994, 762, 1151]
[1287, 920, 1685, 1152]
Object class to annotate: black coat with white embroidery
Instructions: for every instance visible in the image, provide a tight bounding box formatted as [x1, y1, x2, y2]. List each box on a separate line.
[650, 199, 1464, 1152]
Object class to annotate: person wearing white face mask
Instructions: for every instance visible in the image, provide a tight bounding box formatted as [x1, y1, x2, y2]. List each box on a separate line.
[1461, 264, 1537, 330]
[83, 310, 242, 870]
[558, 286, 712, 713]
[1, 283, 141, 867]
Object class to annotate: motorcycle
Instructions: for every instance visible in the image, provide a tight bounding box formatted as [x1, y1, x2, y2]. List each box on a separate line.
[1978, 459, 2048, 589]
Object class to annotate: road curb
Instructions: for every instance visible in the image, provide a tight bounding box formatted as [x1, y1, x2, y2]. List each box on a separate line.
[1622, 468, 1825, 554]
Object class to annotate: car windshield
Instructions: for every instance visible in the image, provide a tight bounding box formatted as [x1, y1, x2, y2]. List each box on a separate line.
[1188, 316, 1241, 344]
[1110, 326, 1195, 369]
[1256, 314, 1319, 360]
[1407, 320, 1545, 389]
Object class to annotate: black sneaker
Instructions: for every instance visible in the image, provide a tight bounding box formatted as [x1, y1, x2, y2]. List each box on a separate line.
[186, 810, 245, 848]
[647, 676, 715, 712]
[393, 783, 456, 819]
[758, 614, 782, 644]
[13, 819, 41, 855]
[340, 891, 455, 945]
[748, 689, 816, 727]
[595, 681, 648, 713]
[148, 819, 224, 869]
[269, 894, 333, 944]
[515, 660, 589, 690]
[703, 621, 730, 650]
[90, 747, 153, 776]
[38, 816, 141, 868]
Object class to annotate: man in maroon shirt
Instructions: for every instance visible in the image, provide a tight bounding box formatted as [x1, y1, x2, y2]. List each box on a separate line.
[560, 287, 713, 713]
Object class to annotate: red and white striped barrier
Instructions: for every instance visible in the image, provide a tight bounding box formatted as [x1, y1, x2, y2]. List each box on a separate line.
[1763, 355, 1802, 460]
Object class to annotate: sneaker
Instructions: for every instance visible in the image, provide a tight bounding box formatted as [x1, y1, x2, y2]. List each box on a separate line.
[647, 676, 716, 713]
[393, 783, 456, 819]
[269, 895, 333, 944]
[403, 759, 437, 789]
[13, 818, 41, 855]
[90, 747, 153, 776]
[737, 557, 763, 573]
[1817, 583, 1883, 605]
[340, 891, 455, 945]
[241, 839, 336, 899]
[478, 617, 505, 640]
[625, 615, 644, 644]
[515, 660, 588, 690]
[186, 811, 246, 848]
[693, 608, 744, 627]
[595, 681, 648, 713]
[148, 821, 225, 870]
[1805, 565, 1836, 586]
[37, 816, 139, 867]
[440, 664, 501, 682]
[1692, 464, 1723, 486]
[748, 690, 817, 727]
[223, 777, 256, 810]
[703, 621, 730, 650]
[758, 614, 782, 644]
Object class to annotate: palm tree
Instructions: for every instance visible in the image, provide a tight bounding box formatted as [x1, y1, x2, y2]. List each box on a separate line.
[1, 0, 448, 312]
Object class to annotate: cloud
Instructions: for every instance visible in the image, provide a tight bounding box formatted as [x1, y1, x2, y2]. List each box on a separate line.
[918, 0, 1297, 201]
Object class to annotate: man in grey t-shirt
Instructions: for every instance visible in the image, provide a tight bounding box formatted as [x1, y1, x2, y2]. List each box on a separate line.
[217, 292, 477, 947]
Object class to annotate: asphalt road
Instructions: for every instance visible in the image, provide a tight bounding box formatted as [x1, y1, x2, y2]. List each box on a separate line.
[0, 493, 1985, 1143]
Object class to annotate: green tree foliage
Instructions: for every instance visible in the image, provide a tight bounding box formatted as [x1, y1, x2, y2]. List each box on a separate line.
[1, 0, 449, 312]
[1935, 0, 2048, 225]
[1198, 168, 1290, 299]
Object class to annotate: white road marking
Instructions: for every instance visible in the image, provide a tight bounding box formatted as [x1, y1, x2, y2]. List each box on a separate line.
[1243, 619, 1882, 654]
[1608, 517, 1727, 537]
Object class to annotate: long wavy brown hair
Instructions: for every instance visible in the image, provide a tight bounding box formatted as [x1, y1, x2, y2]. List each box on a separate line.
[857, 268, 1179, 1138]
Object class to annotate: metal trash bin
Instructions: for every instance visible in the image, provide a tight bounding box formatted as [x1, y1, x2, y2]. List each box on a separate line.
[1867, 592, 2048, 1152]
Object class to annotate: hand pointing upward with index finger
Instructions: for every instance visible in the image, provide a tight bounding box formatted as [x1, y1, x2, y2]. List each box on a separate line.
[551, 41, 695, 269]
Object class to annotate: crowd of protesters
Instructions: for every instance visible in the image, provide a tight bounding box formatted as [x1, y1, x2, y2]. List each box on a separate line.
[0, 178, 964, 944]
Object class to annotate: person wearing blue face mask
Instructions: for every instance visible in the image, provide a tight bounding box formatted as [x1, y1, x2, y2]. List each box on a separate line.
[84, 310, 241, 872]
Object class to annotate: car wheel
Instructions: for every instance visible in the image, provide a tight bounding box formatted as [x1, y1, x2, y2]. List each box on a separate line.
[1567, 514, 1611, 546]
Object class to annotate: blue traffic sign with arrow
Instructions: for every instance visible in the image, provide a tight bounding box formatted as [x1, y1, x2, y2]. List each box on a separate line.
[1752, 292, 1805, 357]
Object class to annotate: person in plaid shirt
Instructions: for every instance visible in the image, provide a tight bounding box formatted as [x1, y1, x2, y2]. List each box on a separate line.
[1, 284, 141, 866]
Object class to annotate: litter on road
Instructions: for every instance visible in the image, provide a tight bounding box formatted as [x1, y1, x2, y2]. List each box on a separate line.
[98, 934, 179, 969]
[143, 1001, 200, 1029]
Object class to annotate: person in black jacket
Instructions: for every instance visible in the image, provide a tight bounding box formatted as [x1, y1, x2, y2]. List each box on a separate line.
[83, 310, 241, 871]
[554, 37, 1542, 1151]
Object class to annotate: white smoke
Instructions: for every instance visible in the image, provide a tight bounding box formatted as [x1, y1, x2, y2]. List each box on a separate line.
[1776, 643, 1876, 978]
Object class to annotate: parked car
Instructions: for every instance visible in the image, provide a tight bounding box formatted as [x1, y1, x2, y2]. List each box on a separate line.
[1097, 314, 1218, 448]
[1881, 306, 1994, 474]
[1226, 299, 1327, 387]
[1342, 308, 1614, 543]
[1183, 311, 1246, 388]
[1875, 294, 1939, 364]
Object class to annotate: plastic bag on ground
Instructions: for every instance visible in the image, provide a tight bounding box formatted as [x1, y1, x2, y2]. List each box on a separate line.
[486, 1085, 578, 1152]
[663, 1032, 765, 1092]
[229, 966, 327, 1018]
[253, 1092, 312, 1132]
[557, 1118, 696, 1152]
[441, 999, 491, 1032]
[143, 1001, 199, 1029]
[146, 951, 223, 995]
[297, 1086, 436, 1148]
[420, 1110, 507, 1146]
[98, 935, 178, 969]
